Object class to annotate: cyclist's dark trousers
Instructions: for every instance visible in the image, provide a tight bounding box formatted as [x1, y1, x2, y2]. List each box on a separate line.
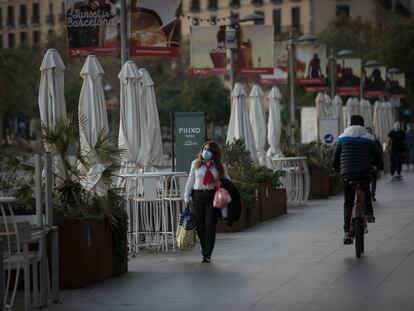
[390, 150, 403, 176]
[342, 178, 373, 232]
[370, 171, 377, 197]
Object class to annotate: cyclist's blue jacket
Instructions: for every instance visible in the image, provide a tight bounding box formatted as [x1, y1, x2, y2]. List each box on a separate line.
[332, 125, 383, 177]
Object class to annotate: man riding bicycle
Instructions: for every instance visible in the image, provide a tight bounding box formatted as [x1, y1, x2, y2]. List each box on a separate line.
[332, 115, 383, 244]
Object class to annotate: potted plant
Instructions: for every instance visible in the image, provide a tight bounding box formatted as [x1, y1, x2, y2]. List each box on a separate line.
[1, 117, 128, 288]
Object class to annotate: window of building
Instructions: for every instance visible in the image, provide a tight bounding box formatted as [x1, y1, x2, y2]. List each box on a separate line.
[273, 9, 281, 34]
[0, 8, 3, 29]
[210, 16, 217, 25]
[7, 6, 15, 27]
[59, 1, 65, 22]
[20, 31, 27, 45]
[230, 0, 240, 8]
[32, 3, 40, 24]
[0, 34, 3, 49]
[8, 32, 15, 48]
[33, 30, 40, 44]
[291, 7, 300, 29]
[271, 0, 283, 4]
[19, 5, 27, 26]
[46, 3, 55, 25]
[252, 0, 263, 5]
[190, 0, 200, 12]
[208, 0, 218, 10]
[254, 11, 264, 24]
[336, 5, 350, 18]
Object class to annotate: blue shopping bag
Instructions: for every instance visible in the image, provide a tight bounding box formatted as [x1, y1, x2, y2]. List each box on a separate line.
[176, 208, 196, 251]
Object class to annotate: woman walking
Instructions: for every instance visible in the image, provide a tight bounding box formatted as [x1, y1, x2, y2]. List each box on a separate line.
[184, 140, 230, 263]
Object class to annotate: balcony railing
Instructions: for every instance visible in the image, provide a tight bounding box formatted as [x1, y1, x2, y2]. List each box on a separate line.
[32, 15, 40, 25]
[45, 14, 55, 25]
[19, 16, 27, 26]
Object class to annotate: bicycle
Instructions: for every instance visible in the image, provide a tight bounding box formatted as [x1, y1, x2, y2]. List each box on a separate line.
[349, 180, 368, 258]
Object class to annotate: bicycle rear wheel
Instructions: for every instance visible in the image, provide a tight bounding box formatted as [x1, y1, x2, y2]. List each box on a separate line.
[354, 218, 364, 258]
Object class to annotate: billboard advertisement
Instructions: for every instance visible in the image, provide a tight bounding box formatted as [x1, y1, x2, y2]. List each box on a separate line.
[260, 42, 288, 85]
[296, 43, 328, 85]
[190, 26, 226, 76]
[387, 72, 406, 99]
[364, 66, 386, 98]
[336, 58, 361, 96]
[237, 25, 274, 75]
[66, 0, 118, 57]
[129, 0, 180, 57]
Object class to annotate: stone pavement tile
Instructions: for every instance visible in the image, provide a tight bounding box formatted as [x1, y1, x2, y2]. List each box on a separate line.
[140, 302, 202, 311]
[358, 298, 414, 311]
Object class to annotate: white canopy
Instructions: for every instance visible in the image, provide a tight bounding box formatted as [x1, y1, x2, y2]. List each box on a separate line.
[226, 83, 257, 163]
[249, 84, 268, 166]
[139, 68, 163, 168]
[266, 86, 283, 160]
[315, 93, 325, 118]
[332, 95, 344, 133]
[345, 97, 361, 127]
[361, 99, 373, 128]
[118, 61, 151, 174]
[323, 94, 334, 117]
[78, 55, 109, 195]
[38, 48, 66, 141]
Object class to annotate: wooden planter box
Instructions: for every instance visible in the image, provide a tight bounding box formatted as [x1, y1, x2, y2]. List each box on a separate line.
[274, 188, 287, 217]
[216, 204, 247, 233]
[246, 186, 261, 228]
[308, 168, 330, 199]
[329, 174, 342, 196]
[259, 182, 279, 221]
[58, 219, 127, 289]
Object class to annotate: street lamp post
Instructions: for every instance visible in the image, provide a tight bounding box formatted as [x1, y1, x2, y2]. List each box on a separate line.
[287, 32, 318, 146]
[227, 12, 264, 92]
[328, 47, 336, 98]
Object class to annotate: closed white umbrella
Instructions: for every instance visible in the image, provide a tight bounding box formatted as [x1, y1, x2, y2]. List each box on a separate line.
[38, 48, 66, 143]
[267, 86, 283, 160]
[249, 84, 268, 166]
[226, 83, 257, 163]
[373, 100, 384, 142]
[78, 55, 109, 195]
[315, 92, 325, 118]
[139, 68, 163, 168]
[38, 48, 67, 180]
[332, 95, 344, 133]
[118, 61, 151, 175]
[323, 94, 334, 117]
[361, 99, 373, 128]
[345, 97, 361, 127]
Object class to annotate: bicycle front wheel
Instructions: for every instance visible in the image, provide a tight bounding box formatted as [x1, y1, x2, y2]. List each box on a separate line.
[354, 218, 364, 258]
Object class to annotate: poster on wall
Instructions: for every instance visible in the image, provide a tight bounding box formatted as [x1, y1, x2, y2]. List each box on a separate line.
[129, 0, 180, 57]
[296, 43, 328, 85]
[364, 66, 386, 98]
[336, 58, 361, 96]
[260, 42, 288, 85]
[237, 25, 274, 75]
[66, 0, 118, 57]
[190, 26, 226, 76]
[387, 72, 406, 99]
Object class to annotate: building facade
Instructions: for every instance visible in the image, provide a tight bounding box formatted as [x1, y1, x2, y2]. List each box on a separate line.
[0, 0, 66, 49]
[180, 0, 411, 39]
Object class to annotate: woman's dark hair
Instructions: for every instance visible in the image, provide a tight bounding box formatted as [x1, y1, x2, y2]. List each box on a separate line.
[195, 140, 225, 177]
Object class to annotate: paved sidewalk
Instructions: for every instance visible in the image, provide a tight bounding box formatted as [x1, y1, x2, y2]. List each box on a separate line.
[43, 171, 414, 311]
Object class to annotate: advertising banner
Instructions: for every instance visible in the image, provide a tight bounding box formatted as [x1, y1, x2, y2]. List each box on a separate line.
[336, 58, 361, 96]
[237, 25, 274, 75]
[296, 43, 328, 85]
[364, 66, 386, 98]
[388, 72, 406, 99]
[129, 0, 180, 57]
[66, 0, 118, 57]
[174, 112, 207, 172]
[260, 42, 288, 85]
[190, 26, 226, 76]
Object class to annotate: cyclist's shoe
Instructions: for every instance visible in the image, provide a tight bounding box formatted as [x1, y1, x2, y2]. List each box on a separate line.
[366, 213, 375, 223]
[371, 195, 377, 202]
[343, 231, 353, 245]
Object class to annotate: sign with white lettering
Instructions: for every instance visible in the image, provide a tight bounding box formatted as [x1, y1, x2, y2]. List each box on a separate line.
[65, 0, 118, 57]
[174, 112, 207, 172]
